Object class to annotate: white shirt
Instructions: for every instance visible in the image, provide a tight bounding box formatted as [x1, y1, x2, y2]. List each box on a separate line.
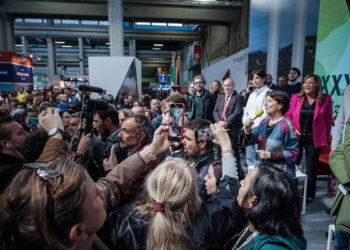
[242, 85, 269, 128]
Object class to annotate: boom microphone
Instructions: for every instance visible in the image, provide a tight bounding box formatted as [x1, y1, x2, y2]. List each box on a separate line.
[79, 85, 104, 93]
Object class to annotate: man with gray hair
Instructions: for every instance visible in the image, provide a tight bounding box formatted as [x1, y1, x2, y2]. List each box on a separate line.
[187, 75, 215, 122]
[117, 114, 157, 201]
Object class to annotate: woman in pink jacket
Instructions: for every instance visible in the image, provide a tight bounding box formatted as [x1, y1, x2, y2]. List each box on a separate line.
[285, 74, 333, 203]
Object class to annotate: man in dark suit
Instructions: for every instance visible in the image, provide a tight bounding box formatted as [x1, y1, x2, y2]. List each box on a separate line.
[213, 78, 244, 179]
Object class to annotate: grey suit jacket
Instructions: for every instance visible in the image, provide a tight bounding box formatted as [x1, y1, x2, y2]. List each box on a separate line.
[213, 90, 243, 137]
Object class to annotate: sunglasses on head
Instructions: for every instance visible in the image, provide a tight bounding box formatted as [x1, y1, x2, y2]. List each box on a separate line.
[23, 163, 62, 235]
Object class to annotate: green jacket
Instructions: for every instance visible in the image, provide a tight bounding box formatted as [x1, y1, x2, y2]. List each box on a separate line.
[245, 234, 306, 250]
[330, 118, 350, 234]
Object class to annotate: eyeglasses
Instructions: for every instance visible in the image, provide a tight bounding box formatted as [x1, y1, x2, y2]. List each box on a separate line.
[194, 81, 204, 85]
[23, 163, 62, 235]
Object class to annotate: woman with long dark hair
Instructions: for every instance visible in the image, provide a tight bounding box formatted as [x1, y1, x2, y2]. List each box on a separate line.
[286, 74, 333, 202]
[229, 165, 306, 249]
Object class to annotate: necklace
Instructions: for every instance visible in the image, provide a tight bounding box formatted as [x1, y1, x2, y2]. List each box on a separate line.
[232, 226, 259, 250]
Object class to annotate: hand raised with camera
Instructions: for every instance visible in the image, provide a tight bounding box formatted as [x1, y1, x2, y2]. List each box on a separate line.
[210, 123, 232, 151]
[38, 108, 64, 132]
[76, 133, 91, 155]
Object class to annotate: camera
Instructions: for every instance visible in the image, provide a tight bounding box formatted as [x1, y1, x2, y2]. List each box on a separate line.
[82, 99, 109, 134]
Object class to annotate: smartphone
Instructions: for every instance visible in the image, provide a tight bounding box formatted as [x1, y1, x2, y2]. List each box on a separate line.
[195, 128, 215, 143]
[168, 103, 185, 142]
[28, 117, 39, 126]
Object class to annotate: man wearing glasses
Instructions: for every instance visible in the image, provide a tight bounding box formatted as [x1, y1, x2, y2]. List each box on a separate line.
[187, 75, 215, 122]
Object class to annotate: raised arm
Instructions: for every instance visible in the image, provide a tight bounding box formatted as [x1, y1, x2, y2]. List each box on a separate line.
[211, 123, 238, 179]
[98, 125, 171, 209]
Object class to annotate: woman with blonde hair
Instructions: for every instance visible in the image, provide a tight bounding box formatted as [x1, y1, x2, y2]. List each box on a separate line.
[210, 80, 223, 103]
[107, 124, 246, 250]
[286, 73, 333, 202]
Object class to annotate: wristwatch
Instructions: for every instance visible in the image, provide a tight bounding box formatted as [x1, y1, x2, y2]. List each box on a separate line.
[48, 127, 64, 138]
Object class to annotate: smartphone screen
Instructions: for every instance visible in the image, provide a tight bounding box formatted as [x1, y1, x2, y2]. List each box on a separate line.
[168, 103, 185, 142]
[195, 128, 215, 143]
[28, 117, 39, 126]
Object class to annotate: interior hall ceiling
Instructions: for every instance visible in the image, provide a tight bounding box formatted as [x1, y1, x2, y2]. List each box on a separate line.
[1, 0, 246, 24]
[4, 0, 248, 77]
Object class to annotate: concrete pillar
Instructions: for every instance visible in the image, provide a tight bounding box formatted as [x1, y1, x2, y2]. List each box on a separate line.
[21, 36, 29, 55]
[46, 37, 56, 85]
[291, 0, 307, 76]
[129, 39, 136, 56]
[266, 0, 281, 82]
[78, 37, 85, 75]
[0, 14, 14, 52]
[108, 0, 124, 56]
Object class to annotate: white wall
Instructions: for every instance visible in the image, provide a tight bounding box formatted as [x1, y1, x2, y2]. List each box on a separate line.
[202, 48, 249, 93]
[88, 56, 141, 98]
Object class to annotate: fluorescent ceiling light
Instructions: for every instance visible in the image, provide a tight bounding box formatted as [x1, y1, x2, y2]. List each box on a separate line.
[135, 22, 150, 25]
[168, 23, 183, 27]
[55, 41, 65, 44]
[61, 45, 72, 48]
[15, 44, 22, 47]
[105, 42, 110, 45]
[153, 43, 163, 47]
[152, 47, 161, 50]
[152, 22, 167, 26]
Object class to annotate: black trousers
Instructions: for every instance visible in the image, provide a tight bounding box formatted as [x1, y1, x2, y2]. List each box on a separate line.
[297, 138, 321, 198]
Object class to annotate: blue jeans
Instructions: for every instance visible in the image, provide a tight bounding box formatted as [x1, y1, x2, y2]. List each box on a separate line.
[246, 144, 258, 167]
[335, 229, 350, 250]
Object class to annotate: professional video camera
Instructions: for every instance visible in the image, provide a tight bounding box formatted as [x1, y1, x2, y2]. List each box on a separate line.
[82, 99, 109, 134]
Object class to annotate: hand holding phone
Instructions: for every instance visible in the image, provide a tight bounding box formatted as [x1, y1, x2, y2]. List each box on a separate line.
[168, 103, 185, 142]
[195, 128, 215, 143]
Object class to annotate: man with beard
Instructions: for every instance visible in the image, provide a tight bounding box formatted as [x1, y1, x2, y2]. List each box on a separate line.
[187, 75, 215, 122]
[280, 67, 302, 97]
[182, 118, 216, 198]
[117, 114, 157, 201]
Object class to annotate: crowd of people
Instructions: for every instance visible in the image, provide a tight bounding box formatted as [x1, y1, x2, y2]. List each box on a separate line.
[0, 66, 349, 250]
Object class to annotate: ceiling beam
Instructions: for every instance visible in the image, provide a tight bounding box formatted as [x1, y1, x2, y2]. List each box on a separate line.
[3, 0, 241, 24]
[14, 23, 202, 41]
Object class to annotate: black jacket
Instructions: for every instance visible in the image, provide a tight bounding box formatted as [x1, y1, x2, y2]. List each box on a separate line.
[106, 176, 247, 250]
[0, 153, 24, 193]
[187, 90, 215, 122]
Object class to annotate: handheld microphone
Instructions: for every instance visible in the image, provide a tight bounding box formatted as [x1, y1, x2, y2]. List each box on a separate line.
[79, 85, 104, 93]
[252, 109, 264, 121]
[243, 109, 264, 130]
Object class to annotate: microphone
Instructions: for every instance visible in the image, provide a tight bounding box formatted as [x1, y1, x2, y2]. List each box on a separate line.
[252, 109, 264, 121]
[243, 109, 264, 130]
[79, 85, 104, 93]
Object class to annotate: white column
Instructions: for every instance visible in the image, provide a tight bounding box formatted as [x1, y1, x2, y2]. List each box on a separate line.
[46, 37, 56, 85]
[266, 0, 281, 82]
[108, 0, 124, 56]
[21, 36, 29, 55]
[291, 0, 307, 76]
[78, 37, 85, 75]
[129, 39, 136, 56]
[0, 15, 14, 52]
